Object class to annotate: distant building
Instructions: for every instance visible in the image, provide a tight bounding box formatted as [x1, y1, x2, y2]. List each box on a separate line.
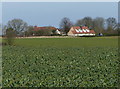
[68, 26, 95, 36]
[33, 26, 61, 36]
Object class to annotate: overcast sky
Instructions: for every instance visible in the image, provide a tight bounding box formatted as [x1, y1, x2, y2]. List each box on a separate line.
[2, 2, 118, 28]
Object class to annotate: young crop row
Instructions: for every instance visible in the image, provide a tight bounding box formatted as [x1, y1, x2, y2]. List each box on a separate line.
[2, 46, 119, 87]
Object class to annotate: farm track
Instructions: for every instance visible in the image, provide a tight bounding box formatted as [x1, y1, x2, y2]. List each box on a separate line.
[16, 36, 119, 38]
[1, 36, 119, 39]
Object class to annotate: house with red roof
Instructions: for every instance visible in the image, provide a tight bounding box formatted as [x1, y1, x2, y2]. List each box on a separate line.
[33, 26, 61, 36]
[68, 26, 95, 36]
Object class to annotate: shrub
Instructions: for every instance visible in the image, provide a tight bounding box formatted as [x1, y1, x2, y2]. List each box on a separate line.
[5, 28, 16, 45]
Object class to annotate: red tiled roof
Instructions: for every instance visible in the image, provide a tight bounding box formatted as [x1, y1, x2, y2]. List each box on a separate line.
[72, 30, 95, 34]
[33, 26, 58, 31]
[73, 26, 80, 29]
[71, 26, 95, 34]
[90, 30, 95, 34]
[72, 26, 89, 30]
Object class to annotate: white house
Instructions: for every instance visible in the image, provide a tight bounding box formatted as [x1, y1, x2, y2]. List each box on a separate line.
[68, 26, 95, 36]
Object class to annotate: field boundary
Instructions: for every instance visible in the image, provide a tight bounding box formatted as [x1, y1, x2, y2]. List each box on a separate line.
[1, 36, 119, 39]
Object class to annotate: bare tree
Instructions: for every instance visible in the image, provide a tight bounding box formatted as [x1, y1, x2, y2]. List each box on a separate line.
[82, 17, 93, 28]
[25, 26, 34, 37]
[106, 17, 117, 30]
[75, 19, 83, 26]
[60, 17, 73, 35]
[93, 17, 105, 33]
[7, 19, 28, 36]
[75, 17, 93, 29]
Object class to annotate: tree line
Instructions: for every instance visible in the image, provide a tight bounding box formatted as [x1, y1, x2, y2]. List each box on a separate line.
[60, 17, 119, 36]
[2, 16, 119, 37]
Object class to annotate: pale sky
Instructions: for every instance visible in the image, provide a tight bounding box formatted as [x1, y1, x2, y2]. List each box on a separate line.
[2, 2, 118, 28]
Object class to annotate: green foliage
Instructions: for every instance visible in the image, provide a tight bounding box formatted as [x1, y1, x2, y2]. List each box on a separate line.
[2, 37, 119, 87]
[102, 29, 118, 36]
[5, 28, 16, 45]
[33, 29, 52, 36]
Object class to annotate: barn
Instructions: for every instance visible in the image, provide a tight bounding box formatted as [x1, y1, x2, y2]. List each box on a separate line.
[68, 26, 95, 37]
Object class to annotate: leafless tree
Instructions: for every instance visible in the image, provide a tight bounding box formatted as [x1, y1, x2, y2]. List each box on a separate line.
[60, 17, 73, 35]
[82, 17, 93, 28]
[106, 17, 117, 30]
[75, 17, 93, 29]
[7, 19, 28, 36]
[75, 19, 83, 26]
[93, 17, 105, 33]
[24, 26, 34, 37]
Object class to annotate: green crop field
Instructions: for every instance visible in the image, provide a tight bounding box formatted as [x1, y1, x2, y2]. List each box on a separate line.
[2, 37, 119, 87]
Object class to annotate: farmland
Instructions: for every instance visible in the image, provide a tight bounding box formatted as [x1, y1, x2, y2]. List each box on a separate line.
[2, 37, 119, 87]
